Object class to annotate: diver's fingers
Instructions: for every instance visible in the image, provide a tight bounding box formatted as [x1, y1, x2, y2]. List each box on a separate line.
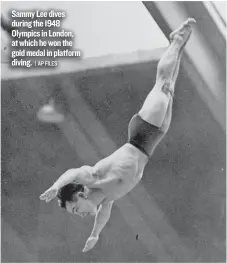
[40, 187, 58, 202]
[39, 190, 51, 200]
[39, 193, 47, 200]
[45, 196, 54, 202]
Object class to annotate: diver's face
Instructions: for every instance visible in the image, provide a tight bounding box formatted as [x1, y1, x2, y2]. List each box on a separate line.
[65, 195, 97, 217]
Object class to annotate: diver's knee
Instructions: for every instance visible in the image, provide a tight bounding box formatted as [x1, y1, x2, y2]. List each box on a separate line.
[157, 60, 173, 80]
[162, 82, 174, 97]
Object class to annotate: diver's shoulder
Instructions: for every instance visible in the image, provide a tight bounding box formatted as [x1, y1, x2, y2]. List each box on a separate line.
[92, 146, 128, 174]
[93, 155, 113, 177]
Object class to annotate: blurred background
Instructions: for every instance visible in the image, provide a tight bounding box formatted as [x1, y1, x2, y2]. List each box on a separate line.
[1, 1, 226, 262]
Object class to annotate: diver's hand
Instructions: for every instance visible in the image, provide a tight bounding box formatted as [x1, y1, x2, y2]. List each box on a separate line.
[39, 185, 58, 203]
[82, 236, 99, 252]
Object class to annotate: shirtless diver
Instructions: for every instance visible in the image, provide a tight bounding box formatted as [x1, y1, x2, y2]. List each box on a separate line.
[40, 18, 196, 253]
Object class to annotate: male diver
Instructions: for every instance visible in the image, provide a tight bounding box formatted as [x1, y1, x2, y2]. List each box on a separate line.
[40, 18, 196, 253]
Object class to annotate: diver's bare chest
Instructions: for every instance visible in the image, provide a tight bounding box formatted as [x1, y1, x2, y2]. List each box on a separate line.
[93, 148, 147, 201]
[101, 173, 142, 201]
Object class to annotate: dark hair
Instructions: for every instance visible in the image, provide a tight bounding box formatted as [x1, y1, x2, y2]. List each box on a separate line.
[57, 183, 84, 209]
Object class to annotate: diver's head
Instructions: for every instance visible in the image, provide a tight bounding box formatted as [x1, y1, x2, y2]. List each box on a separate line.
[57, 183, 97, 217]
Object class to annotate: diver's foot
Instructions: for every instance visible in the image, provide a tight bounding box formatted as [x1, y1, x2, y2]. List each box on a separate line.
[169, 18, 196, 45]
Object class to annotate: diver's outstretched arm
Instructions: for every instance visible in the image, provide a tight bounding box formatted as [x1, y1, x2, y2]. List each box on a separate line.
[83, 200, 114, 252]
[39, 166, 96, 202]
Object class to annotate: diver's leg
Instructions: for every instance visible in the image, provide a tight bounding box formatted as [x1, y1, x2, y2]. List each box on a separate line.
[160, 51, 182, 132]
[138, 18, 195, 129]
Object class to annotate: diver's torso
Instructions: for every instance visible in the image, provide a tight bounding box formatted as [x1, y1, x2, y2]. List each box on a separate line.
[92, 143, 148, 201]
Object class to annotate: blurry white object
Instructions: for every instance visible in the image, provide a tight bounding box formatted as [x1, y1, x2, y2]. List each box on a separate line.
[37, 99, 65, 124]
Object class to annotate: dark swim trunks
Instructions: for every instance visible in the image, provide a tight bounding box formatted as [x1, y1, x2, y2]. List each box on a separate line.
[128, 114, 165, 157]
